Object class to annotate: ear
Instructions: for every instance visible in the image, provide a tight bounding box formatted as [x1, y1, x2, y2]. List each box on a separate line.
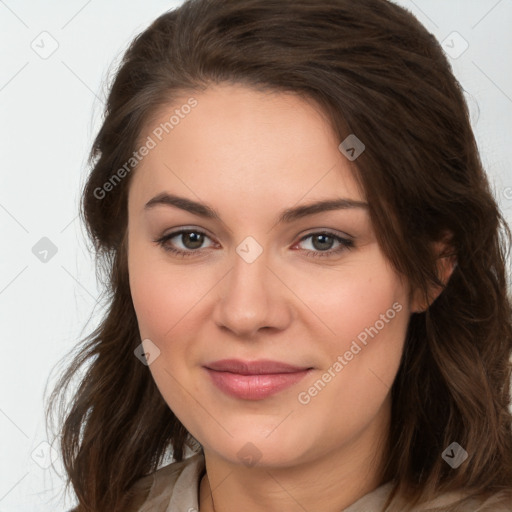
[410, 233, 457, 313]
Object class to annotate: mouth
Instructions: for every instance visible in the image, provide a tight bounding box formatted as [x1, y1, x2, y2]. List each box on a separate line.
[203, 359, 314, 400]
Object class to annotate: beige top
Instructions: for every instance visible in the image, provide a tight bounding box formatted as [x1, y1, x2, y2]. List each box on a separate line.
[129, 453, 511, 512]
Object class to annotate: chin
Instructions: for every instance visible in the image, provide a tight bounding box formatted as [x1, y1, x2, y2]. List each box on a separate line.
[204, 429, 314, 469]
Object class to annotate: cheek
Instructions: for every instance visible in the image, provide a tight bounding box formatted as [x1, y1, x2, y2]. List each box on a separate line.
[128, 241, 211, 341]
[127, 243, 209, 426]
[287, 257, 408, 351]
[291, 257, 409, 416]
[130, 266, 190, 339]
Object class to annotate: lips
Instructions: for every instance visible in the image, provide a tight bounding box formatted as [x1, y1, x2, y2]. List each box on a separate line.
[204, 359, 313, 400]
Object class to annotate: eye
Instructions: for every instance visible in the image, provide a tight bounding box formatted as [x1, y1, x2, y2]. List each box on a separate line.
[294, 231, 354, 258]
[154, 228, 354, 259]
[154, 229, 216, 257]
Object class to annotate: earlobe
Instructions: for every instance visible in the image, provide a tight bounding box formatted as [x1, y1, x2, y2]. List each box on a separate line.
[411, 236, 457, 313]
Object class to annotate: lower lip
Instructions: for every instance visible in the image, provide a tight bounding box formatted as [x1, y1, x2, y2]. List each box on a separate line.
[205, 368, 312, 400]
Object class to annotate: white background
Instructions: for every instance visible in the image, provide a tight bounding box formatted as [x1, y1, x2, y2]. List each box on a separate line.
[0, 1, 511, 510]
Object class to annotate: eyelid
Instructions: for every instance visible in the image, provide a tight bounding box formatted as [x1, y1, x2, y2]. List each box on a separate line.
[157, 227, 216, 247]
[156, 227, 352, 246]
[297, 227, 353, 241]
[157, 225, 215, 242]
[154, 226, 355, 259]
[293, 230, 354, 258]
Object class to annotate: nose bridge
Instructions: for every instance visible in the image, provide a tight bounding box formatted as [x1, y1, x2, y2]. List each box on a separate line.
[212, 238, 290, 336]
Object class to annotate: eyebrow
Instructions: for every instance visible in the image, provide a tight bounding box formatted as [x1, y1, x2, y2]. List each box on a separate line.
[144, 192, 368, 224]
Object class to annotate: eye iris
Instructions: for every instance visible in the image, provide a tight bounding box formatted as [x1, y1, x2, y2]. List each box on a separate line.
[312, 234, 334, 251]
[183, 232, 204, 249]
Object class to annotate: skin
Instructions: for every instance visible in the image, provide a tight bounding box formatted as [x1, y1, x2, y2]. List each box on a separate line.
[126, 83, 448, 512]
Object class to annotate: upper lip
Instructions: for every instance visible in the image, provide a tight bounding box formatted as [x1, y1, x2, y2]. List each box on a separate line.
[204, 359, 312, 375]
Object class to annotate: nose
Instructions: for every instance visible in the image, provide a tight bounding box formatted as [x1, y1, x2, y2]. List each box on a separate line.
[212, 248, 293, 339]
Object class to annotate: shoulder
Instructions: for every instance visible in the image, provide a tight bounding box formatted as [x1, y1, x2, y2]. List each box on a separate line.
[350, 481, 512, 512]
[451, 489, 512, 512]
[125, 452, 205, 512]
[413, 488, 512, 512]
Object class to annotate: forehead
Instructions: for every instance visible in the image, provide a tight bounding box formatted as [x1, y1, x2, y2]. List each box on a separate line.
[129, 83, 364, 209]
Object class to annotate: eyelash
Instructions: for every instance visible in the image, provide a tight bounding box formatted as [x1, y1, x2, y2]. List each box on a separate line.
[153, 229, 354, 259]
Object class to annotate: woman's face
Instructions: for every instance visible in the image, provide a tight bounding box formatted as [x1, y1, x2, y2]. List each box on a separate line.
[127, 83, 414, 468]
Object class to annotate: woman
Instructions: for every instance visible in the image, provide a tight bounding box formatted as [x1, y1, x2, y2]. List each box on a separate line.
[46, 0, 512, 510]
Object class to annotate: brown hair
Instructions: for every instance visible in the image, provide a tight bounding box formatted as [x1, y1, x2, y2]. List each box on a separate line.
[45, 0, 512, 510]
